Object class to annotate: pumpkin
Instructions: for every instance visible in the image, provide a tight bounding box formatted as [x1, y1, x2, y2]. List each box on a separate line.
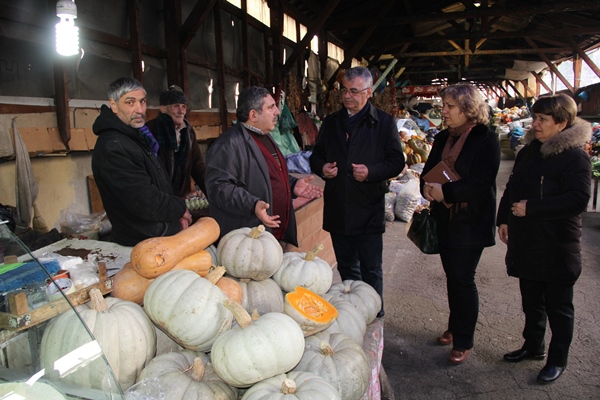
[211, 299, 305, 388]
[321, 294, 367, 345]
[241, 371, 341, 400]
[284, 286, 338, 336]
[217, 225, 283, 280]
[216, 273, 244, 305]
[273, 244, 333, 294]
[40, 289, 156, 391]
[292, 332, 370, 400]
[131, 217, 220, 279]
[236, 278, 284, 314]
[327, 280, 382, 325]
[171, 250, 213, 275]
[0, 382, 66, 400]
[111, 262, 154, 305]
[135, 350, 238, 399]
[143, 269, 233, 352]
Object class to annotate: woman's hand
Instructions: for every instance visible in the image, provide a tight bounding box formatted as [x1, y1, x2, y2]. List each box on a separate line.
[498, 224, 508, 244]
[424, 182, 444, 203]
[511, 200, 527, 217]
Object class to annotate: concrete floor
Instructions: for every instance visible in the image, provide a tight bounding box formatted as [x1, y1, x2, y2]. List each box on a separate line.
[376, 156, 600, 399]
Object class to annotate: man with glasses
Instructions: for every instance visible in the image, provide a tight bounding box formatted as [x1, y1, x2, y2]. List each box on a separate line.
[310, 66, 405, 318]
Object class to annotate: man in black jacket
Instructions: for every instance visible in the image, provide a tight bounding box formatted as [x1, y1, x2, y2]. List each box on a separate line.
[310, 67, 405, 317]
[92, 77, 192, 246]
[146, 86, 206, 198]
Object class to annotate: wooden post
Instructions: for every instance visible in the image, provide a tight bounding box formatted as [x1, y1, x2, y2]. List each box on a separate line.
[53, 58, 71, 149]
[214, 3, 229, 130]
[241, 0, 250, 87]
[127, 0, 143, 83]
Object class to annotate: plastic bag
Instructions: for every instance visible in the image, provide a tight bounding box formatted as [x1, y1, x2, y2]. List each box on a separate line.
[285, 151, 313, 174]
[385, 192, 397, 221]
[394, 179, 422, 222]
[125, 378, 165, 400]
[59, 209, 105, 240]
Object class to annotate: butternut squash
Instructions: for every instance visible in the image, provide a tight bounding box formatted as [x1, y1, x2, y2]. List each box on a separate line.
[111, 262, 154, 305]
[131, 217, 220, 279]
[171, 250, 212, 276]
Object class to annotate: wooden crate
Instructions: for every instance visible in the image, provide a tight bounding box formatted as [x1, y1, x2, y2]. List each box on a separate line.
[0, 263, 113, 331]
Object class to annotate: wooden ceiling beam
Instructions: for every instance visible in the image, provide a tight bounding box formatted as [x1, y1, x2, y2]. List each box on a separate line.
[396, 47, 572, 57]
[525, 38, 575, 93]
[180, 0, 218, 49]
[506, 80, 525, 99]
[327, 1, 600, 30]
[568, 37, 600, 81]
[531, 71, 553, 94]
[283, 0, 341, 75]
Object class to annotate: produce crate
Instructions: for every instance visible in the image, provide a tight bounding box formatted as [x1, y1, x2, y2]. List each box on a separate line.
[0, 263, 113, 331]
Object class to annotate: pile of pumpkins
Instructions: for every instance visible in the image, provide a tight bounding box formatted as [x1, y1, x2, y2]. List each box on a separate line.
[38, 217, 383, 400]
[402, 135, 431, 166]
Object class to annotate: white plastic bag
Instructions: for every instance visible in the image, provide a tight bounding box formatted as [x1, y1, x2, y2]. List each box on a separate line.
[394, 179, 422, 222]
[385, 192, 397, 221]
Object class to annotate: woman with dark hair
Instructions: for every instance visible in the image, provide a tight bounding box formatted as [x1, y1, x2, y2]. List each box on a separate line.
[421, 83, 501, 364]
[497, 93, 591, 384]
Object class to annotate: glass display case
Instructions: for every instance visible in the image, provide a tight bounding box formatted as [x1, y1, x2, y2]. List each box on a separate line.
[0, 222, 124, 399]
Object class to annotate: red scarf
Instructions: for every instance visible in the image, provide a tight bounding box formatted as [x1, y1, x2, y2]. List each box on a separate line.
[441, 121, 476, 212]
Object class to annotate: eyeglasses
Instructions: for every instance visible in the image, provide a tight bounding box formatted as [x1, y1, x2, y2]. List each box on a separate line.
[340, 86, 369, 96]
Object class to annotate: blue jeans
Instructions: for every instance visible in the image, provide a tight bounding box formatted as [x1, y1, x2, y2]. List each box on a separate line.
[330, 232, 384, 315]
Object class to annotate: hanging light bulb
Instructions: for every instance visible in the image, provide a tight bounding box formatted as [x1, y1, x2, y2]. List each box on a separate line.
[55, 0, 79, 56]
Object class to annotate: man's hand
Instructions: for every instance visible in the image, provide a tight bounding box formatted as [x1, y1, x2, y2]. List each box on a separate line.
[322, 162, 338, 179]
[179, 209, 192, 230]
[351, 163, 368, 182]
[255, 200, 281, 228]
[294, 176, 323, 199]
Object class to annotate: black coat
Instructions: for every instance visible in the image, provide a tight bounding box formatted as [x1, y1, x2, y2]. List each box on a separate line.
[310, 102, 405, 236]
[421, 124, 500, 248]
[497, 118, 592, 283]
[92, 105, 186, 246]
[146, 114, 207, 197]
[205, 123, 299, 245]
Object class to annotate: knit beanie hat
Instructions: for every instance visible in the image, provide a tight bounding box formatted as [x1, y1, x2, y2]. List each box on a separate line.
[160, 85, 188, 105]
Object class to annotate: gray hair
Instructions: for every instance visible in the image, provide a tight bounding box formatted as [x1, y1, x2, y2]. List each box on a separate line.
[107, 77, 145, 102]
[236, 86, 270, 122]
[344, 66, 373, 87]
[439, 83, 489, 125]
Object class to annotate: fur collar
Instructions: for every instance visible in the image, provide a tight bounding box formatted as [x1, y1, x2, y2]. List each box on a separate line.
[523, 117, 591, 158]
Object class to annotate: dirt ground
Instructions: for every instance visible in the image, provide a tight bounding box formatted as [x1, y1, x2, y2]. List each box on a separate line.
[373, 156, 600, 399]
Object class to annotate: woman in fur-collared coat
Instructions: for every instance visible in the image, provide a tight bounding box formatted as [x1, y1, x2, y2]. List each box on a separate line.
[497, 93, 592, 384]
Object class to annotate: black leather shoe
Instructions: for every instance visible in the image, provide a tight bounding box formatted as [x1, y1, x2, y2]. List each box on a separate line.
[503, 348, 546, 362]
[537, 365, 565, 384]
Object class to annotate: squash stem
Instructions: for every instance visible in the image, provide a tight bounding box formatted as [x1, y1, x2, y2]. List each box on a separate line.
[281, 378, 297, 394]
[305, 243, 324, 261]
[223, 298, 253, 328]
[249, 225, 265, 239]
[190, 357, 205, 381]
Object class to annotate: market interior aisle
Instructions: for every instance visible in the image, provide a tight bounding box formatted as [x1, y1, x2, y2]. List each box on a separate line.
[379, 156, 600, 400]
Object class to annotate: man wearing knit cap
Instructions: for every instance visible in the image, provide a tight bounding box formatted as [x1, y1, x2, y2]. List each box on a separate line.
[147, 85, 207, 198]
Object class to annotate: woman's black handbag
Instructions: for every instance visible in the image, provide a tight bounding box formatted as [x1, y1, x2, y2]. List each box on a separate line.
[406, 206, 439, 254]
